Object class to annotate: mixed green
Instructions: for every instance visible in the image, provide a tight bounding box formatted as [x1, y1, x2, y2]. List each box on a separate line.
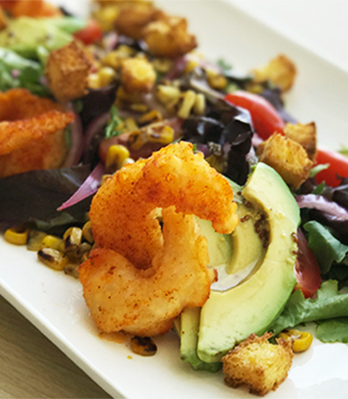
[1, 0, 348, 372]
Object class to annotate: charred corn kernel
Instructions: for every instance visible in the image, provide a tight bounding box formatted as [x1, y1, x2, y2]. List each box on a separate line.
[155, 85, 181, 105]
[88, 72, 101, 89]
[193, 93, 205, 116]
[178, 90, 196, 119]
[98, 67, 117, 87]
[4, 226, 29, 245]
[37, 248, 68, 271]
[137, 110, 163, 126]
[41, 235, 64, 252]
[147, 125, 174, 144]
[153, 58, 173, 73]
[129, 129, 147, 150]
[278, 329, 313, 353]
[106, 145, 130, 170]
[130, 103, 149, 113]
[63, 227, 83, 255]
[82, 220, 94, 244]
[63, 262, 80, 278]
[122, 117, 138, 133]
[206, 68, 227, 90]
[27, 230, 47, 251]
[131, 336, 157, 356]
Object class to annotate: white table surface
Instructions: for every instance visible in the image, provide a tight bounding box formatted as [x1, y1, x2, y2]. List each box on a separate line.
[1, 1, 347, 398]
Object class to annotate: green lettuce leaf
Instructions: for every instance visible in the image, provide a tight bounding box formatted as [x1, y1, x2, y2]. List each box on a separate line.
[316, 318, 348, 343]
[270, 280, 348, 336]
[303, 221, 348, 274]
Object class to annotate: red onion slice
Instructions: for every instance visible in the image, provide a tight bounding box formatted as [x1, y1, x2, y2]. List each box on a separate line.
[62, 113, 84, 167]
[57, 162, 105, 211]
[295, 194, 348, 220]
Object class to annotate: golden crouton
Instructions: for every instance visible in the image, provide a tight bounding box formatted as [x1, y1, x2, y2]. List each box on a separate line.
[121, 57, 156, 94]
[143, 15, 197, 58]
[284, 122, 317, 161]
[222, 332, 293, 397]
[45, 41, 92, 103]
[114, 2, 159, 39]
[252, 54, 297, 92]
[257, 133, 313, 189]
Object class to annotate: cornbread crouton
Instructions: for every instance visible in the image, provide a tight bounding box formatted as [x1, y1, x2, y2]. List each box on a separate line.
[257, 133, 313, 189]
[114, 2, 160, 39]
[252, 54, 296, 92]
[121, 58, 156, 93]
[45, 41, 92, 102]
[222, 333, 293, 397]
[284, 122, 317, 161]
[143, 15, 197, 58]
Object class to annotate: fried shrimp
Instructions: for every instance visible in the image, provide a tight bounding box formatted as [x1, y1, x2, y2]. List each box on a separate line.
[79, 141, 238, 336]
[0, 89, 74, 177]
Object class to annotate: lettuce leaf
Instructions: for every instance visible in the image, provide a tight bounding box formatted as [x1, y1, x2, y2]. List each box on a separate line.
[270, 280, 348, 336]
[316, 318, 348, 343]
[303, 221, 348, 274]
[0, 165, 91, 233]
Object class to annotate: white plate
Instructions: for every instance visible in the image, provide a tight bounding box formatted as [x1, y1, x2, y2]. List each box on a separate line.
[1, 1, 348, 398]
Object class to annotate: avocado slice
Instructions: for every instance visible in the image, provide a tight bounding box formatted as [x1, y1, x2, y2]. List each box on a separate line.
[0, 17, 76, 58]
[179, 181, 266, 370]
[197, 162, 300, 363]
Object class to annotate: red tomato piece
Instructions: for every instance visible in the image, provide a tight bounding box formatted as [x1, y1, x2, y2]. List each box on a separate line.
[74, 19, 103, 45]
[293, 228, 322, 298]
[315, 148, 348, 188]
[224, 91, 285, 140]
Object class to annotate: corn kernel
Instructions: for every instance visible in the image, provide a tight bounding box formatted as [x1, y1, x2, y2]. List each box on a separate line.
[147, 125, 174, 144]
[137, 110, 163, 126]
[193, 93, 206, 116]
[184, 59, 199, 74]
[82, 220, 94, 244]
[88, 73, 101, 89]
[153, 58, 173, 73]
[41, 235, 64, 252]
[178, 90, 196, 119]
[206, 68, 227, 90]
[98, 67, 117, 87]
[278, 329, 313, 353]
[37, 248, 68, 271]
[155, 85, 181, 105]
[4, 226, 29, 245]
[106, 145, 130, 170]
[63, 227, 83, 260]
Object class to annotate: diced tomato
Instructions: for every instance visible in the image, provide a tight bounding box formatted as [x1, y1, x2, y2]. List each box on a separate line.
[315, 148, 348, 188]
[74, 19, 103, 45]
[224, 91, 285, 140]
[293, 228, 322, 298]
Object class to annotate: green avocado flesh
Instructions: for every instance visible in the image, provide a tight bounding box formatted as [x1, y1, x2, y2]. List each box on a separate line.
[179, 162, 300, 368]
[0, 17, 76, 58]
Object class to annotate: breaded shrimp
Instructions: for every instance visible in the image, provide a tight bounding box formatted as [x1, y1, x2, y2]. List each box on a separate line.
[0, 89, 74, 177]
[79, 141, 238, 336]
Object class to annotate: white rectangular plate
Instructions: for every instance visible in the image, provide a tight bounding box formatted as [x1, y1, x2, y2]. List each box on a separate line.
[1, 1, 348, 398]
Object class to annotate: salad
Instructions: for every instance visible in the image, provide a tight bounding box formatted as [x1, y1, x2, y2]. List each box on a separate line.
[1, 0, 348, 397]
